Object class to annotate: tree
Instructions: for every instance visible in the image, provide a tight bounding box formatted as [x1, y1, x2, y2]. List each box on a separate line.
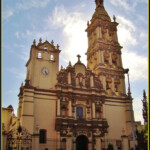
[135, 90, 148, 150]
[107, 144, 114, 150]
[142, 90, 148, 124]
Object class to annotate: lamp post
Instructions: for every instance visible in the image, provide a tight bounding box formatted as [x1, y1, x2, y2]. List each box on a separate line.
[123, 69, 136, 150]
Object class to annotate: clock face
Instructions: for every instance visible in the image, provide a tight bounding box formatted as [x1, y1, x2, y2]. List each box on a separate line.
[41, 67, 49, 76]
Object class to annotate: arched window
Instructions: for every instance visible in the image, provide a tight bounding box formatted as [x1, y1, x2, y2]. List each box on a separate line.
[77, 107, 83, 117]
[106, 78, 112, 95]
[39, 129, 46, 143]
[104, 52, 109, 65]
[112, 54, 117, 66]
[50, 54, 54, 60]
[38, 52, 42, 58]
[114, 79, 120, 95]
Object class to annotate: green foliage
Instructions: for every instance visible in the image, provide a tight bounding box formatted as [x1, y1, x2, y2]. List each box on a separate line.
[136, 127, 148, 150]
[142, 90, 148, 124]
[107, 144, 114, 150]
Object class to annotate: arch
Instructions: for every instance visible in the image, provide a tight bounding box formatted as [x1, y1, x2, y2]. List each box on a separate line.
[76, 135, 88, 150]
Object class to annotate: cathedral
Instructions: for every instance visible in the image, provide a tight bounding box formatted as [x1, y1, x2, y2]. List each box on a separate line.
[2, 0, 136, 150]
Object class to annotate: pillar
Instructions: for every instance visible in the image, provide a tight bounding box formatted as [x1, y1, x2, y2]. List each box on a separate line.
[69, 100, 72, 117]
[66, 137, 72, 150]
[99, 27, 102, 39]
[113, 31, 118, 42]
[121, 136, 129, 150]
[57, 99, 60, 116]
[112, 78, 115, 92]
[90, 76, 94, 88]
[109, 52, 112, 65]
[96, 138, 101, 150]
[32, 135, 39, 150]
[101, 51, 104, 63]
[68, 72, 71, 85]
[106, 29, 109, 40]
[92, 102, 95, 118]
[56, 132, 61, 150]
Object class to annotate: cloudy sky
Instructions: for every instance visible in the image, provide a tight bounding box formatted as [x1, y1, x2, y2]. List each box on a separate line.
[2, 0, 148, 124]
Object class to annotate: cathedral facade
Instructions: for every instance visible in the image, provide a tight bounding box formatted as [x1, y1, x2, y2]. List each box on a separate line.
[2, 1, 136, 150]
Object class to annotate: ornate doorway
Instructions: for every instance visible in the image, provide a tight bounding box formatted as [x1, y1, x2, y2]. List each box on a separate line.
[76, 135, 88, 150]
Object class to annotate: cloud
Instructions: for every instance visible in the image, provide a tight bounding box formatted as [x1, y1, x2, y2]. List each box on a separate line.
[117, 16, 137, 47]
[3, 9, 14, 19]
[16, 0, 50, 10]
[3, 0, 50, 20]
[122, 51, 148, 81]
[110, 0, 147, 11]
[47, 6, 88, 65]
[6, 67, 26, 79]
[133, 97, 143, 124]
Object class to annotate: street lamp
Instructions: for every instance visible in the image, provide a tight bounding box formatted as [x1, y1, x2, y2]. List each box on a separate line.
[123, 68, 136, 150]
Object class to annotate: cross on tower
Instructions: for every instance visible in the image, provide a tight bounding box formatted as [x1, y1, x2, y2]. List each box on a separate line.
[77, 54, 81, 62]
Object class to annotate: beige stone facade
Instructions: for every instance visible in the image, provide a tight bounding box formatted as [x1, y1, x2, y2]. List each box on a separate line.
[2, 1, 136, 150]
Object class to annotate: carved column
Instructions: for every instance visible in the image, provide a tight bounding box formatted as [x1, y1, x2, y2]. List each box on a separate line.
[68, 72, 71, 85]
[113, 31, 118, 42]
[96, 138, 101, 150]
[112, 77, 115, 92]
[121, 79, 126, 94]
[92, 102, 95, 119]
[101, 51, 104, 64]
[109, 52, 112, 65]
[90, 75, 94, 88]
[66, 137, 72, 150]
[99, 27, 102, 39]
[69, 100, 72, 117]
[57, 99, 60, 116]
[106, 29, 109, 40]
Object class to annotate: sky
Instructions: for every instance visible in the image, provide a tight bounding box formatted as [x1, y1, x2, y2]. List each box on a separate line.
[2, 0, 148, 124]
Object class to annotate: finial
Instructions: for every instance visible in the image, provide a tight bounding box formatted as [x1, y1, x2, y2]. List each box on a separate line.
[87, 21, 89, 26]
[61, 65, 63, 70]
[56, 44, 59, 50]
[77, 54, 81, 63]
[113, 15, 116, 22]
[69, 61, 72, 66]
[39, 38, 42, 43]
[95, 0, 104, 7]
[143, 89, 146, 98]
[51, 40, 54, 46]
[33, 39, 36, 45]
[21, 82, 23, 87]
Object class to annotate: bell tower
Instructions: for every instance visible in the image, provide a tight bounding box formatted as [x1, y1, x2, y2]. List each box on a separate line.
[25, 38, 61, 89]
[86, 0, 126, 96]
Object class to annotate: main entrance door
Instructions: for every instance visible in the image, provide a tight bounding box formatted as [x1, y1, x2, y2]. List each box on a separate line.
[76, 135, 88, 150]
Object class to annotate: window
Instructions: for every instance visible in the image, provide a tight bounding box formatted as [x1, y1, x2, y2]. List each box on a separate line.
[39, 129, 46, 143]
[112, 54, 117, 66]
[38, 52, 42, 58]
[104, 52, 109, 65]
[50, 54, 54, 60]
[77, 107, 83, 117]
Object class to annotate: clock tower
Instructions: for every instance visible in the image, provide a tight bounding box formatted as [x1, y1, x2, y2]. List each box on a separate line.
[26, 38, 61, 89]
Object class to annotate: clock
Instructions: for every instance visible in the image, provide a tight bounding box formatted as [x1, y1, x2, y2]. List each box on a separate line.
[41, 67, 49, 76]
